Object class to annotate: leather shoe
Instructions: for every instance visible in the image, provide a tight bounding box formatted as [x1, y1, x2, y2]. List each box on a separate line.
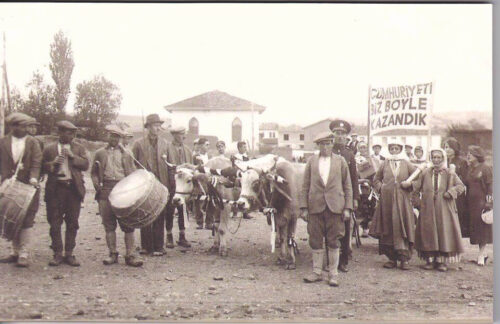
[165, 234, 175, 249]
[16, 256, 29, 268]
[49, 254, 64, 266]
[328, 274, 339, 287]
[421, 262, 434, 270]
[338, 263, 349, 273]
[303, 272, 322, 283]
[177, 237, 192, 248]
[243, 213, 253, 219]
[103, 252, 119, 265]
[152, 249, 166, 256]
[0, 255, 18, 263]
[383, 260, 397, 269]
[125, 255, 143, 267]
[436, 263, 448, 272]
[65, 255, 81, 267]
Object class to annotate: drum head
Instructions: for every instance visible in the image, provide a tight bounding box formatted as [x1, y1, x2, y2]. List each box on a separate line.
[109, 169, 152, 209]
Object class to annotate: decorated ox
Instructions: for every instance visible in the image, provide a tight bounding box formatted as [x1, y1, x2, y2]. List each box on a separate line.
[235, 154, 304, 270]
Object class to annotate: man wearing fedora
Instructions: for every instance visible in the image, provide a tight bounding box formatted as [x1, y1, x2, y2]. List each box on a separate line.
[329, 119, 359, 273]
[300, 131, 353, 287]
[0, 113, 42, 268]
[91, 125, 143, 267]
[132, 114, 176, 256]
[42, 120, 89, 266]
[165, 126, 193, 249]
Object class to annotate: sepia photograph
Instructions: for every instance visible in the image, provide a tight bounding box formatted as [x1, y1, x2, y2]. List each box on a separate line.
[0, 2, 494, 322]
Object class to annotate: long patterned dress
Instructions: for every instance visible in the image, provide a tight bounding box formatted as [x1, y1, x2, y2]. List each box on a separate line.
[370, 159, 417, 261]
[413, 167, 465, 263]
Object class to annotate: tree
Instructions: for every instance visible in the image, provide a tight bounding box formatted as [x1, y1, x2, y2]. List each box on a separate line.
[73, 75, 122, 140]
[49, 30, 74, 117]
[20, 72, 58, 134]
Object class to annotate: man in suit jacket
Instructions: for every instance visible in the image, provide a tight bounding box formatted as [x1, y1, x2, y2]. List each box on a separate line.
[42, 120, 89, 267]
[0, 113, 42, 267]
[132, 114, 175, 256]
[300, 131, 353, 287]
[165, 126, 193, 248]
[91, 125, 142, 267]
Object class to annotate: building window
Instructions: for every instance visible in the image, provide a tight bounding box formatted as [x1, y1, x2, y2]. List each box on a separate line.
[232, 117, 242, 142]
[300, 134, 304, 141]
[300, 144, 304, 149]
[188, 117, 199, 135]
[284, 134, 289, 141]
[259, 132, 264, 140]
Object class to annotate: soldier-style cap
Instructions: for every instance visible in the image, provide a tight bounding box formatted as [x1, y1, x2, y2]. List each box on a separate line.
[56, 120, 78, 131]
[170, 126, 186, 135]
[105, 124, 124, 136]
[313, 131, 334, 144]
[6, 112, 32, 126]
[329, 119, 351, 134]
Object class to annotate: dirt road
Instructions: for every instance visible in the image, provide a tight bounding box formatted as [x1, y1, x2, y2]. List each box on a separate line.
[0, 181, 493, 322]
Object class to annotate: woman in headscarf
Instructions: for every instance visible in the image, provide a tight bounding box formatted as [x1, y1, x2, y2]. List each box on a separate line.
[412, 148, 465, 272]
[443, 137, 469, 237]
[464, 145, 492, 266]
[369, 139, 417, 270]
[355, 141, 376, 182]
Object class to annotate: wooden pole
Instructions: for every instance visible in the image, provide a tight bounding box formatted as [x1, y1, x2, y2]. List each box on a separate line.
[426, 81, 434, 160]
[367, 85, 372, 155]
[251, 101, 255, 153]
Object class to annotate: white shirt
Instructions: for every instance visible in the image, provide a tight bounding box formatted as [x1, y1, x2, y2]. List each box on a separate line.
[318, 155, 331, 185]
[11, 135, 27, 164]
[234, 153, 249, 161]
[198, 153, 209, 165]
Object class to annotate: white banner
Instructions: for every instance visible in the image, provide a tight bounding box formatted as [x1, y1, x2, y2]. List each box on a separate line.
[369, 82, 433, 135]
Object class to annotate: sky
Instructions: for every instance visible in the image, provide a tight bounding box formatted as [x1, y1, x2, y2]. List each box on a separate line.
[0, 3, 492, 126]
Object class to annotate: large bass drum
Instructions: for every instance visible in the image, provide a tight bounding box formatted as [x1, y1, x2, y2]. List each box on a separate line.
[109, 169, 169, 228]
[0, 180, 37, 241]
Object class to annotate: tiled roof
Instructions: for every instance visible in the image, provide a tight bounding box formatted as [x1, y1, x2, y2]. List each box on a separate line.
[260, 122, 280, 131]
[164, 90, 266, 113]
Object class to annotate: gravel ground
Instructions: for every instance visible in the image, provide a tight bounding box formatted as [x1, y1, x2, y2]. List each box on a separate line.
[0, 177, 493, 322]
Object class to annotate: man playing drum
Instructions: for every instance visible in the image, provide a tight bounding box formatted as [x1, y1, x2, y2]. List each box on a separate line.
[0, 113, 42, 267]
[91, 125, 143, 267]
[132, 114, 176, 256]
[165, 126, 192, 249]
[42, 120, 89, 267]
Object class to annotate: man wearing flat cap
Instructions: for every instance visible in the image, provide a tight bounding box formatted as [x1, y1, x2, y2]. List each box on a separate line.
[42, 120, 89, 266]
[165, 125, 193, 249]
[91, 125, 142, 267]
[26, 117, 44, 153]
[0, 113, 42, 267]
[121, 131, 134, 148]
[300, 131, 353, 287]
[132, 113, 175, 256]
[404, 144, 414, 160]
[329, 119, 359, 273]
[347, 133, 359, 154]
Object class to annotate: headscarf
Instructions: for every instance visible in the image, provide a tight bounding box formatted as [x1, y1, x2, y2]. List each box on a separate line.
[386, 139, 408, 161]
[430, 147, 447, 171]
[468, 145, 485, 163]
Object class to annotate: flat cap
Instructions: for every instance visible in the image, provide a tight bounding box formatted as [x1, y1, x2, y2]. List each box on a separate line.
[357, 141, 367, 148]
[351, 133, 358, 137]
[329, 119, 351, 134]
[6, 112, 32, 126]
[414, 146, 423, 151]
[313, 131, 334, 144]
[26, 117, 40, 126]
[216, 140, 226, 147]
[124, 130, 134, 138]
[56, 120, 78, 130]
[170, 126, 186, 134]
[105, 124, 124, 136]
[372, 144, 382, 149]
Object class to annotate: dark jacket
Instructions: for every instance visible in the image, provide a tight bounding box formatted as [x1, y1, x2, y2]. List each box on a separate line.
[167, 142, 193, 165]
[0, 135, 42, 184]
[42, 141, 89, 202]
[333, 144, 360, 202]
[91, 145, 136, 200]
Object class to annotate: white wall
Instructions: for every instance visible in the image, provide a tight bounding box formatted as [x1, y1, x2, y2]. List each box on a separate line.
[167, 110, 261, 150]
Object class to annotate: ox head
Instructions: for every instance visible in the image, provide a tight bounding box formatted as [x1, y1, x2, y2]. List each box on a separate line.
[172, 164, 207, 206]
[235, 156, 287, 212]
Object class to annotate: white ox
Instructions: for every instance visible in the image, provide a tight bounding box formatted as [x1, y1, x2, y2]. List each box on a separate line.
[235, 154, 305, 270]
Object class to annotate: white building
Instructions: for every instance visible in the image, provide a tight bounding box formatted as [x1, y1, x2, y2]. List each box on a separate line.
[164, 90, 265, 151]
[259, 122, 280, 141]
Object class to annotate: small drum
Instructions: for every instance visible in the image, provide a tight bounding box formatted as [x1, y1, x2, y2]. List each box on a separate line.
[0, 179, 37, 241]
[109, 169, 169, 228]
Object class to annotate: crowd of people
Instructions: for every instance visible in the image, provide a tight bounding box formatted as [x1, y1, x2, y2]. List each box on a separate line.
[0, 112, 493, 286]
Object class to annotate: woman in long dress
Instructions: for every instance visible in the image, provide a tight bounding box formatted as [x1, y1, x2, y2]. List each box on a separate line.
[412, 148, 465, 272]
[370, 139, 417, 270]
[464, 145, 492, 266]
[443, 137, 469, 237]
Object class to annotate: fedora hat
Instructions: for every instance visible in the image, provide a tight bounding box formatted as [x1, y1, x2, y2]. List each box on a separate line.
[144, 114, 164, 128]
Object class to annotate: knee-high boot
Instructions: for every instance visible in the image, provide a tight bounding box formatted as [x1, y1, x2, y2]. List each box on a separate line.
[327, 248, 340, 287]
[304, 249, 324, 283]
[103, 232, 118, 265]
[16, 228, 31, 267]
[124, 232, 142, 267]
